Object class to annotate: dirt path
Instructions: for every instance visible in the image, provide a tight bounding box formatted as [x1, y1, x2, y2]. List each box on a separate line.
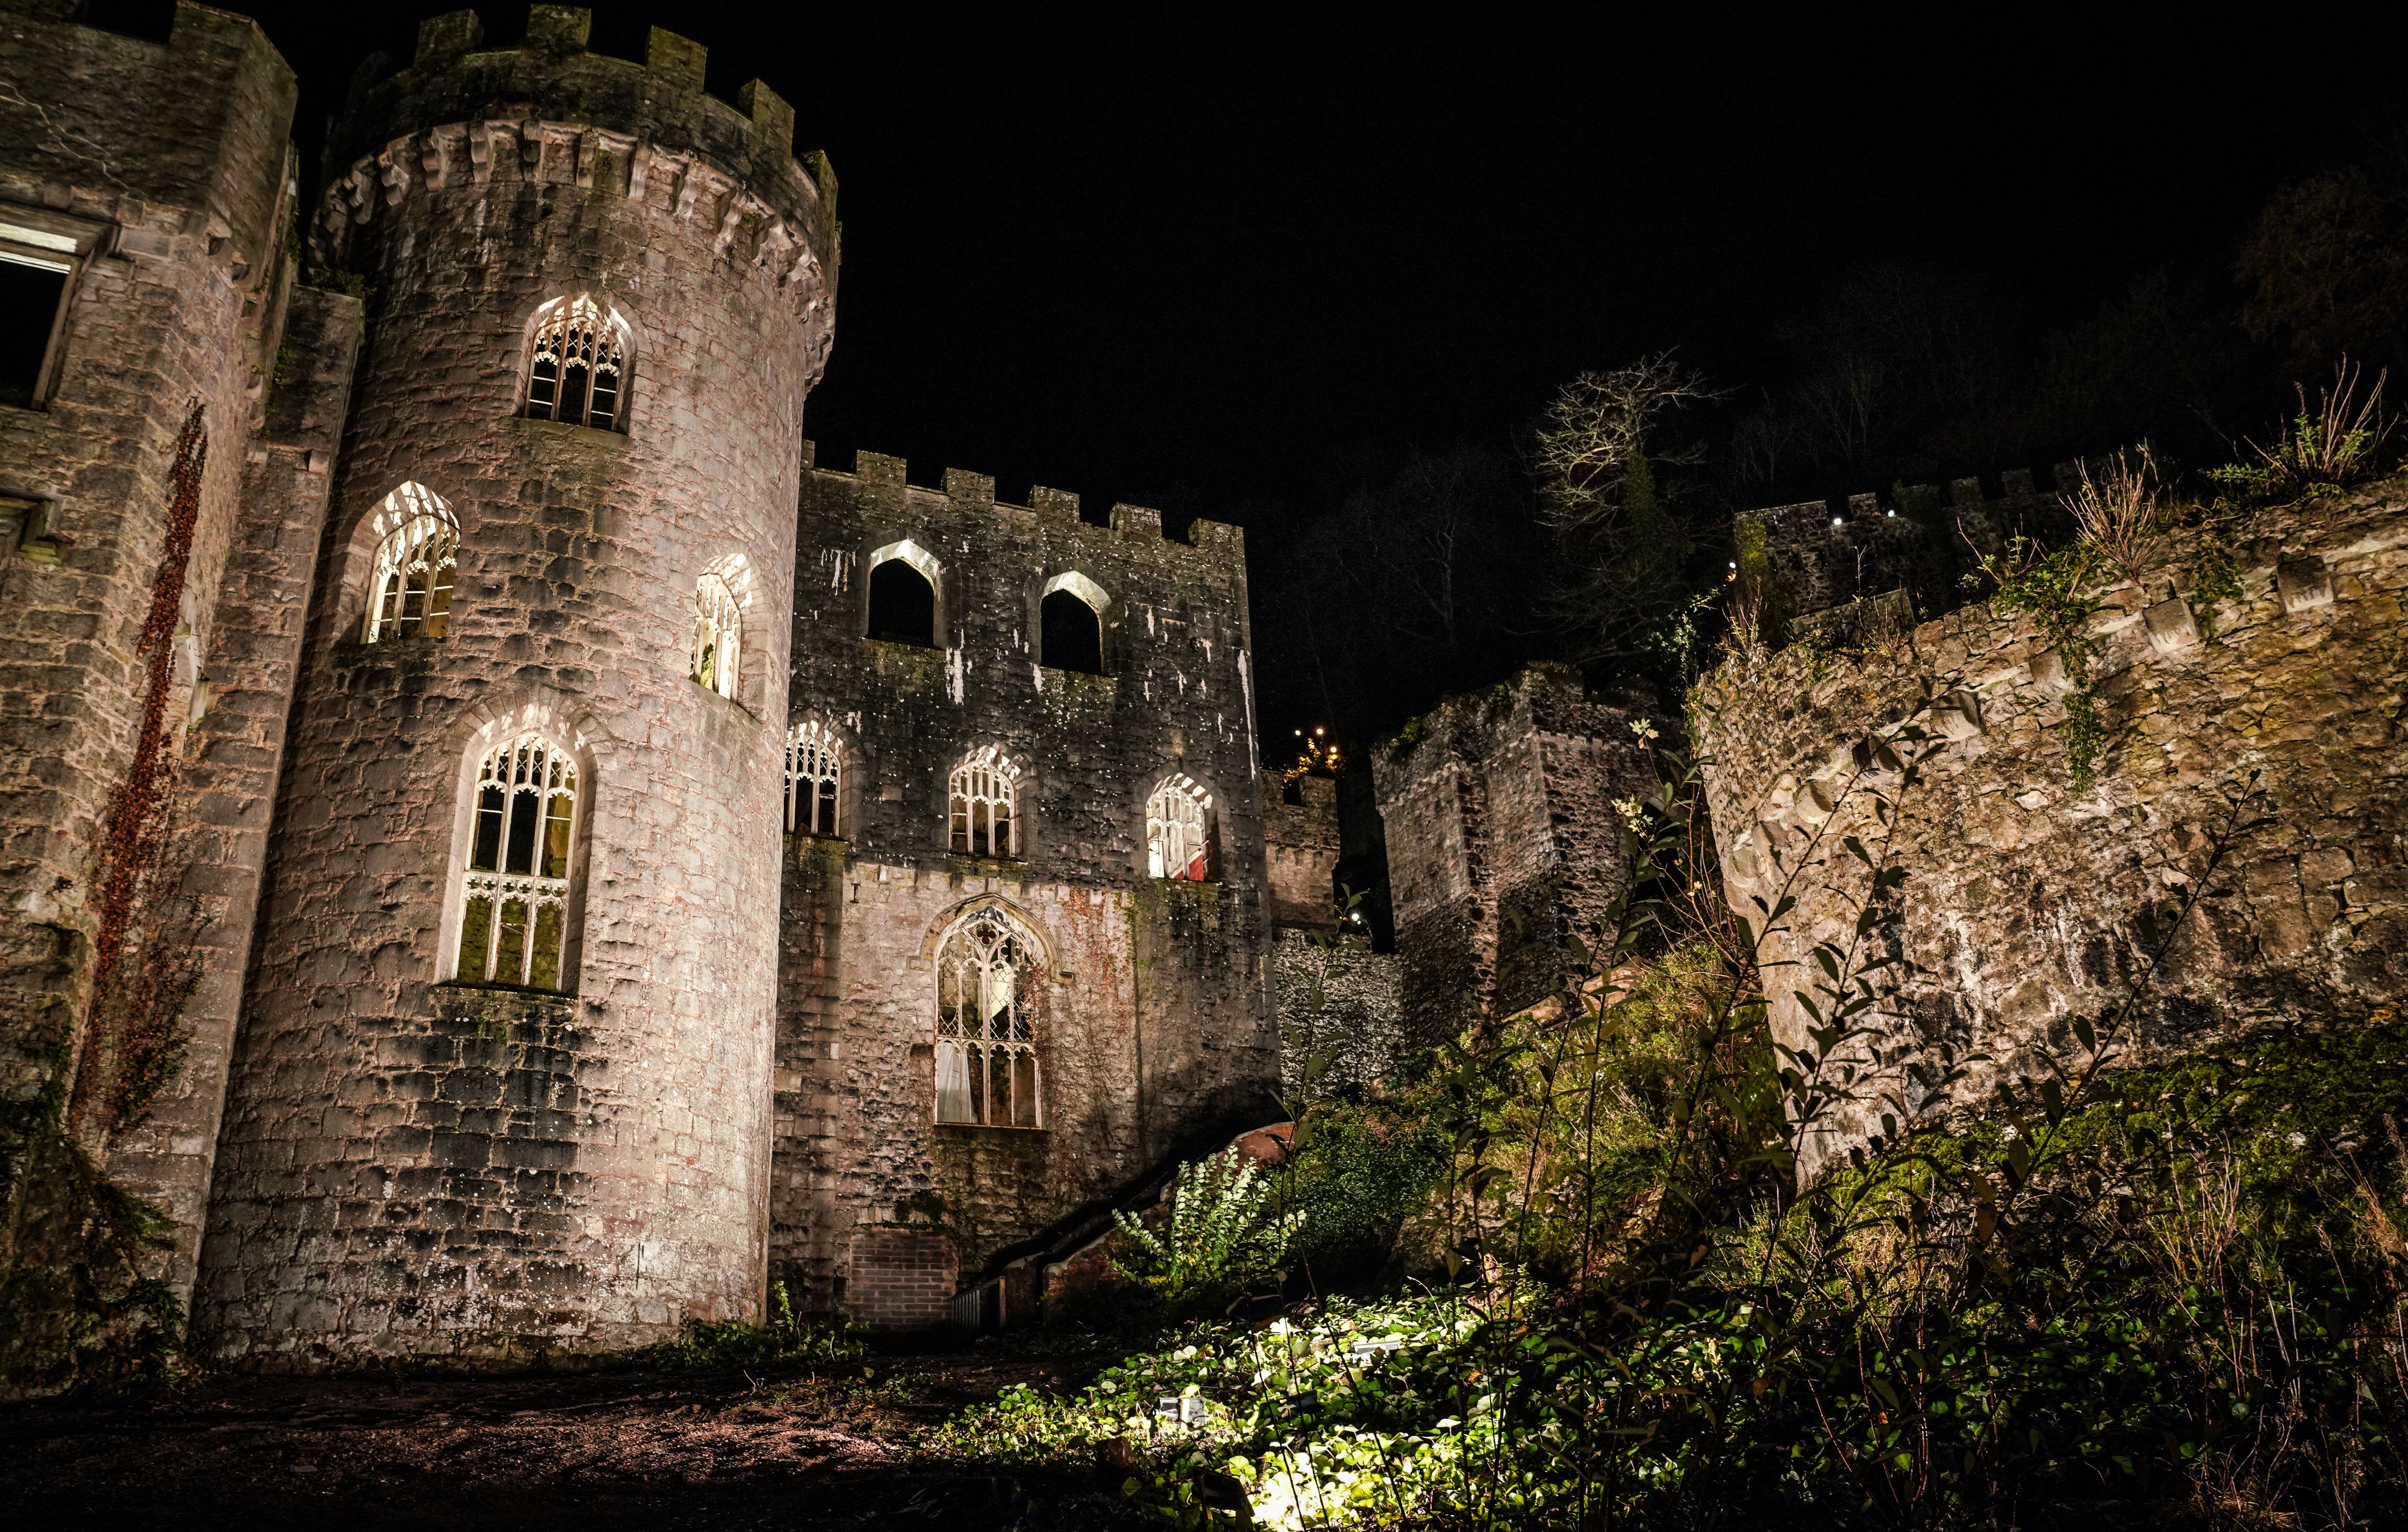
[0, 1349, 1084, 1530]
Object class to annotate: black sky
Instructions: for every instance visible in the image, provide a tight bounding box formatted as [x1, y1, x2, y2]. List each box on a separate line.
[93, 1, 2403, 524]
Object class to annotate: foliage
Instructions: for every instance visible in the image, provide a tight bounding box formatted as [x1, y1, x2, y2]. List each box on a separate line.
[2235, 168, 2408, 375]
[636, 1282, 862, 1370]
[1112, 1151, 1306, 1311]
[1979, 530, 2107, 790]
[930, 678, 2408, 1530]
[1282, 1104, 1448, 1285]
[2209, 358, 2395, 505]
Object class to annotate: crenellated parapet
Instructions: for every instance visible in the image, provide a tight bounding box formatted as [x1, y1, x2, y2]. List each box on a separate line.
[308, 7, 834, 321]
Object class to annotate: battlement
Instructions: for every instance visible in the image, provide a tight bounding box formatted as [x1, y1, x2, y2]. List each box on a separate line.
[310, 7, 835, 293]
[1735, 462, 2085, 636]
[801, 443, 1246, 556]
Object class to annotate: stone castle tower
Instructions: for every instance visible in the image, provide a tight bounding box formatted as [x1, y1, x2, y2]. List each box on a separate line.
[0, 1, 1293, 1384]
[194, 9, 835, 1364]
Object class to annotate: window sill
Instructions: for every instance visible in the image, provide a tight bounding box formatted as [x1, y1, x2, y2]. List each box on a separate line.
[948, 852, 1023, 875]
[517, 415, 627, 440]
[863, 636, 943, 654]
[434, 978, 575, 999]
[932, 1121, 1049, 1134]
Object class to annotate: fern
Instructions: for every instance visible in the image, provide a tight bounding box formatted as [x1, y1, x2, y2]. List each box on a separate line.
[1109, 1149, 1304, 1307]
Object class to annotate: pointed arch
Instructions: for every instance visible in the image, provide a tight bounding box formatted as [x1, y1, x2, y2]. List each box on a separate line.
[785, 717, 846, 836]
[865, 538, 943, 646]
[361, 482, 459, 642]
[948, 744, 1023, 859]
[1146, 772, 1216, 881]
[930, 901, 1045, 1127]
[521, 293, 633, 431]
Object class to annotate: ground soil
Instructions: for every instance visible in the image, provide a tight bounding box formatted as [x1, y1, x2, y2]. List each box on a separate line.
[0, 1344, 1090, 1530]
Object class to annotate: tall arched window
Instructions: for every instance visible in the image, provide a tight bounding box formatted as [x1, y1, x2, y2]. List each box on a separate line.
[521, 294, 631, 431]
[1147, 774, 1214, 881]
[949, 746, 1020, 859]
[692, 572, 741, 699]
[455, 732, 579, 991]
[362, 483, 458, 642]
[934, 910, 1039, 1127]
[786, 719, 842, 836]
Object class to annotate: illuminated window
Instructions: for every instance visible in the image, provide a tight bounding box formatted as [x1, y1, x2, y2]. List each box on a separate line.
[361, 482, 458, 642]
[1146, 774, 1213, 880]
[691, 571, 741, 698]
[454, 732, 579, 991]
[521, 294, 630, 430]
[785, 719, 842, 836]
[949, 746, 1020, 859]
[934, 910, 1039, 1127]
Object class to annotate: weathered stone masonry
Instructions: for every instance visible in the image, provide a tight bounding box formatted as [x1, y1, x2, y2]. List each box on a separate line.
[1696, 484, 2408, 1178]
[1372, 666, 1659, 1044]
[196, 7, 835, 1366]
[0, 0, 364, 1363]
[774, 453, 1280, 1329]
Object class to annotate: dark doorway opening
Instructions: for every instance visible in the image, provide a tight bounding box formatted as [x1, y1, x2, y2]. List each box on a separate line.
[867, 559, 936, 646]
[1041, 590, 1102, 674]
[0, 260, 68, 410]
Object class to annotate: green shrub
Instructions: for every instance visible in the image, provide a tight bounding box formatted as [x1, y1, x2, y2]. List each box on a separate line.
[1111, 1151, 1304, 1312]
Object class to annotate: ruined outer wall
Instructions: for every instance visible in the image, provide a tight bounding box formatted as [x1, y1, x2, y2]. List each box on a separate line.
[1695, 483, 2408, 1179]
[1371, 667, 1656, 1040]
[773, 455, 1277, 1327]
[0, 1, 316, 1345]
[196, 9, 834, 1366]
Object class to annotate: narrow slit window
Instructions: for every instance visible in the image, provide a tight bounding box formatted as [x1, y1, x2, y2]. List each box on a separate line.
[455, 732, 578, 991]
[934, 911, 1039, 1127]
[691, 572, 741, 699]
[785, 720, 843, 836]
[1147, 774, 1214, 881]
[361, 483, 458, 643]
[949, 746, 1020, 859]
[521, 294, 630, 431]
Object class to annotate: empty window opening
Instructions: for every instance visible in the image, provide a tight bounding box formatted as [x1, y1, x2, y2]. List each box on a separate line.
[950, 746, 1020, 859]
[935, 911, 1039, 1127]
[362, 483, 458, 642]
[868, 558, 936, 646]
[1147, 774, 1215, 880]
[522, 294, 630, 431]
[786, 719, 843, 836]
[692, 571, 741, 698]
[1040, 589, 1103, 674]
[0, 252, 70, 410]
[456, 733, 578, 991]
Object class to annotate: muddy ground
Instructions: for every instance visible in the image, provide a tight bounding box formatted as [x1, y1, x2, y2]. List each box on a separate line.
[0, 1344, 1096, 1530]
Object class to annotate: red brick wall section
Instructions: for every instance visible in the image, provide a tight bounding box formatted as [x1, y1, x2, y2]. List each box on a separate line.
[845, 1226, 956, 1331]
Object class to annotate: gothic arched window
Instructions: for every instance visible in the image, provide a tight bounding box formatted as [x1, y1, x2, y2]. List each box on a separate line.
[692, 571, 741, 699]
[1039, 572, 1108, 675]
[454, 732, 580, 991]
[865, 539, 941, 647]
[521, 294, 631, 431]
[934, 910, 1039, 1127]
[949, 746, 1020, 859]
[1147, 774, 1214, 881]
[362, 482, 458, 642]
[786, 719, 842, 836]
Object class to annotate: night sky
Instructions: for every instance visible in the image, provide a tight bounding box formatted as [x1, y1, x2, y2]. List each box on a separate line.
[86, 4, 2404, 527]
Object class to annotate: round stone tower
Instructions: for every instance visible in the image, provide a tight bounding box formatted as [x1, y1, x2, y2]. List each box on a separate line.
[194, 7, 835, 1366]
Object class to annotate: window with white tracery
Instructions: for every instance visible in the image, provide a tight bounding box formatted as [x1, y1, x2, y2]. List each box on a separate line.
[692, 572, 741, 699]
[362, 483, 458, 642]
[521, 294, 629, 430]
[455, 732, 579, 991]
[1147, 774, 1214, 881]
[785, 719, 842, 836]
[934, 910, 1039, 1127]
[949, 746, 1020, 858]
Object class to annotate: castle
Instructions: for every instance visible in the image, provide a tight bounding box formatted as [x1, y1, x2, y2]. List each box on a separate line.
[0, 1, 1308, 1375]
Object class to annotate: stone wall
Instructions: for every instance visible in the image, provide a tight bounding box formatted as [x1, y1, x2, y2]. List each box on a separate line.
[1695, 482, 2408, 1179]
[772, 452, 1278, 1327]
[1272, 930, 1402, 1104]
[1265, 772, 1340, 930]
[1371, 666, 1659, 1041]
[195, 8, 836, 1367]
[0, 0, 334, 1383]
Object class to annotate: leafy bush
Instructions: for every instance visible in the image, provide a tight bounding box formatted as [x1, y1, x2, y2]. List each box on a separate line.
[1283, 1103, 1448, 1285]
[639, 1281, 861, 1370]
[2210, 358, 2393, 502]
[1111, 1150, 1305, 1311]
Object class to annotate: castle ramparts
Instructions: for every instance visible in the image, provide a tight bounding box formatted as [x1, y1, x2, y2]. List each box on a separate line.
[1696, 479, 2408, 1177]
